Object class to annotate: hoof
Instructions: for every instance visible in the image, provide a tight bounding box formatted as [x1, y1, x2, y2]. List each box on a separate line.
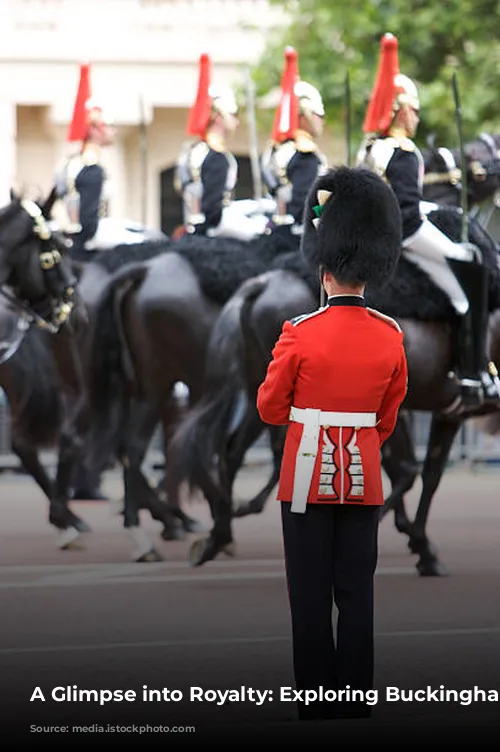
[67, 511, 92, 534]
[188, 536, 233, 567]
[232, 499, 265, 518]
[134, 548, 163, 563]
[189, 538, 211, 567]
[222, 542, 236, 557]
[58, 527, 82, 550]
[161, 520, 186, 542]
[71, 488, 108, 502]
[417, 558, 449, 577]
[408, 538, 421, 555]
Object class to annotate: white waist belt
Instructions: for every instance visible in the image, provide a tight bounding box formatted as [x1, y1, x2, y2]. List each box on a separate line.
[289, 406, 377, 514]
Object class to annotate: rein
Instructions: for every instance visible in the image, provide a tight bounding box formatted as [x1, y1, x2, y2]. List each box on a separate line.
[0, 312, 31, 365]
[423, 146, 487, 188]
[0, 200, 76, 364]
[0, 200, 75, 333]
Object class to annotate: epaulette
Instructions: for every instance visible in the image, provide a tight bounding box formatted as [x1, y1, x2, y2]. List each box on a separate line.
[206, 132, 227, 153]
[80, 144, 101, 166]
[366, 307, 402, 332]
[295, 129, 317, 154]
[273, 140, 297, 172]
[387, 132, 415, 153]
[189, 141, 210, 173]
[290, 306, 328, 326]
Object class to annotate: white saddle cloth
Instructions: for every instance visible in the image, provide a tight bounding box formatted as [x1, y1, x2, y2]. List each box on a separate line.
[206, 198, 276, 242]
[85, 217, 166, 250]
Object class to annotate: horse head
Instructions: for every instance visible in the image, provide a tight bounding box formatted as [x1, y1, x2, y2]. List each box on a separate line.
[0, 193, 85, 336]
[423, 132, 500, 209]
[465, 133, 500, 206]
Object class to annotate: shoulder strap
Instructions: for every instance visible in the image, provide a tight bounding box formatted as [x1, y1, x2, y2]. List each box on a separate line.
[366, 307, 402, 332]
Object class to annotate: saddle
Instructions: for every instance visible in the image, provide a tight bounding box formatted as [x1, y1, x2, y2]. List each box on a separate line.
[169, 232, 294, 305]
[275, 207, 500, 323]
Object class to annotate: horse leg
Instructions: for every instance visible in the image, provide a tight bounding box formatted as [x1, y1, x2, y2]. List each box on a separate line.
[231, 417, 285, 517]
[188, 490, 234, 567]
[70, 460, 108, 501]
[120, 398, 186, 560]
[9, 440, 80, 547]
[157, 398, 205, 535]
[12, 430, 89, 549]
[186, 412, 282, 565]
[11, 439, 54, 500]
[406, 415, 462, 577]
[51, 397, 93, 545]
[380, 412, 420, 536]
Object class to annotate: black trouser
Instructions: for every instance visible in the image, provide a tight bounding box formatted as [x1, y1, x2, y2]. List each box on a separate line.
[281, 502, 380, 720]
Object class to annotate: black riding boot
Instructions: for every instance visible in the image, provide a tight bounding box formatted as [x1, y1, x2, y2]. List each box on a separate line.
[447, 258, 500, 407]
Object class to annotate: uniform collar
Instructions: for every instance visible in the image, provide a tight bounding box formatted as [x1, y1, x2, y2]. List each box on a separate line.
[80, 143, 101, 166]
[327, 295, 366, 308]
[294, 129, 317, 153]
[205, 132, 227, 153]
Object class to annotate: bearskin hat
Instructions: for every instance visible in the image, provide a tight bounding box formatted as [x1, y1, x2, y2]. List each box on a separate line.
[301, 166, 402, 287]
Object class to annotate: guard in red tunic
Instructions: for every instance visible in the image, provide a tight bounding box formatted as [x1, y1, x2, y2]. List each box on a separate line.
[257, 165, 408, 721]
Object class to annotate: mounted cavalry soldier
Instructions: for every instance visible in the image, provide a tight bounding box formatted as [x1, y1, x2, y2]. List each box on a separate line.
[54, 63, 158, 260]
[175, 53, 270, 241]
[261, 46, 328, 245]
[257, 166, 407, 720]
[357, 33, 500, 409]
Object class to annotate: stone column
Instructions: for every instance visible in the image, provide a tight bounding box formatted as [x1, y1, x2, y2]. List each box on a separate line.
[0, 99, 17, 206]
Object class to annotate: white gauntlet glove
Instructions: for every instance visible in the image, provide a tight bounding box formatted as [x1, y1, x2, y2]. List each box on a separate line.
[403, 218, 482, 264]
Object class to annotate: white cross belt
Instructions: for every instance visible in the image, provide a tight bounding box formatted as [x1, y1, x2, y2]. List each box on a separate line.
[289, 406, 377, 514]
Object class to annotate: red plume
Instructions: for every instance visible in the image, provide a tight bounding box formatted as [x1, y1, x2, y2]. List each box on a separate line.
[362, 33, 400, 134]
[186, 53, 212, 138]
[67, 62, 92, 142]
[271, 46, 300, 143]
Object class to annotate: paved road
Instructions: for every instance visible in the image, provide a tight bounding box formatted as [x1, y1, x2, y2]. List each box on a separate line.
[1, 457, 499, 746]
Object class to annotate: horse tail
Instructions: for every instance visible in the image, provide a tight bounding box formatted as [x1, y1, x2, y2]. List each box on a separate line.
[7, 329, 62, 447]
[87, 262, 148, 446]
[166, 274, 271, 501]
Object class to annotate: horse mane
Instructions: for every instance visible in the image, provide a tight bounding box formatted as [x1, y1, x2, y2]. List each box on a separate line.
[274, 207, 500, 323]
[0, 199, 38, 275]
[169, 232, 295, 305]
[0, 199, 23, 233]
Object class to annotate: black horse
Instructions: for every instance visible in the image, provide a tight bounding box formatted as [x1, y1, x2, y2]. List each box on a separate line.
[422, 132, 500, 208]
[82, 232, 299, 560]
[0, 194, 93, 544]
[162, 206, 500, 572]
[67, 236, 171, 499]
[65, 131, 500, 559]
[0, 197, 189, 557]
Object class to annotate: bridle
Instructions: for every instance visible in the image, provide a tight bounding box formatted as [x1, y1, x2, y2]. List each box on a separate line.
[423, 146, 487, 189]
[0, 199, 76, 364]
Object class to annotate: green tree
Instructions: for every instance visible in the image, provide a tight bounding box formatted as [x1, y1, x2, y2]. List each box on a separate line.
[250, 0, 500, 152]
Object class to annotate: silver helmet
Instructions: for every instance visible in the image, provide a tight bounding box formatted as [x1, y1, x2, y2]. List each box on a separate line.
[209, 83, 239, 125]
[295, 80, 325, 119]
[394, 73, 420, 112]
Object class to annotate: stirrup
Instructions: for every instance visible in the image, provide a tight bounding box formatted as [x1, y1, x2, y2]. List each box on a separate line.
[480, 363, 500, 402]
[443, 372, 484, 416]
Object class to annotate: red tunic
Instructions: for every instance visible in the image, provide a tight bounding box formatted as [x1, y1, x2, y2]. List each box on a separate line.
[256, 297, 408, 507]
